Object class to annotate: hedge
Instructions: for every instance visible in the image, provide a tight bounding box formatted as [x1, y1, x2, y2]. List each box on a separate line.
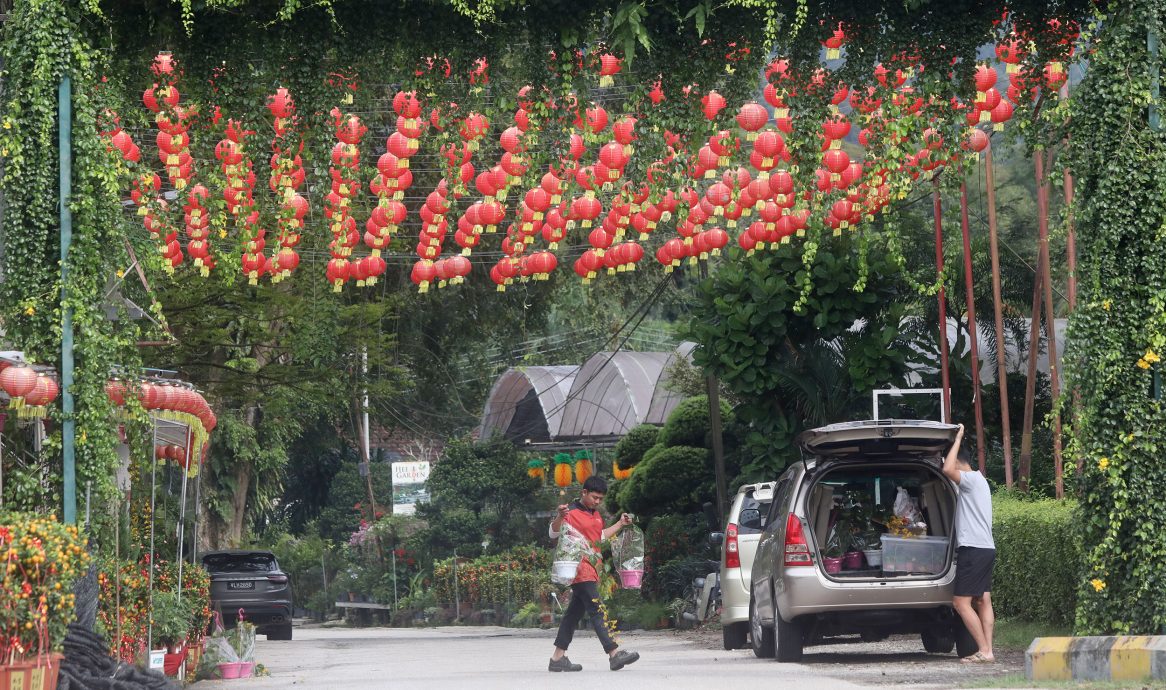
[614, 424, 661, 469]
[657, 395, 733, 448]
[991, 493, 1080, 626]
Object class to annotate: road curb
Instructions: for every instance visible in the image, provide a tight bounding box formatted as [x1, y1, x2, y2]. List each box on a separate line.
[1026, 635, 1166, 681]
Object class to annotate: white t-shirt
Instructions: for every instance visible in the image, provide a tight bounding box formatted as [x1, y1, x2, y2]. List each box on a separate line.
[955, 470, 995, 549]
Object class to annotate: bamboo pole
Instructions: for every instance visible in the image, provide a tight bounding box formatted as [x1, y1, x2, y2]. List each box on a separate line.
[1019, 251, 1043, 494]
[1035, 151, 1065, 498]
[984, 142, 1014, 488]
[960, 183, 987, 473]
[934, 182, 953, 423]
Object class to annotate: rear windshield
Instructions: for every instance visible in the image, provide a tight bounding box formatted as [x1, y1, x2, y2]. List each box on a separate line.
[203, 553, 277, 573]
[737, 496, 772, 535]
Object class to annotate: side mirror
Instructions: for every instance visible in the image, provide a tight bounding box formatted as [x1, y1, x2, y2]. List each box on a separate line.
[708, 532, 724, 546]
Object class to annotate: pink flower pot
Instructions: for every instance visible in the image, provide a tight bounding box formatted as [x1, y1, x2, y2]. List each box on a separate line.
[238, 662, 255, 677]
[843, 551, 864, 569]
[218, 662, 242, 679]
[823, 556, 843, 574]
[618, 569, 644, 589]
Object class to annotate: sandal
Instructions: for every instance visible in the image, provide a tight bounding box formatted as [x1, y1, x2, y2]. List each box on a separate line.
[959, 652, 994, 664]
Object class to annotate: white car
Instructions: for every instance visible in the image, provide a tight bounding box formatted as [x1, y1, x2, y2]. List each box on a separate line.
[716, 482, 775, 649]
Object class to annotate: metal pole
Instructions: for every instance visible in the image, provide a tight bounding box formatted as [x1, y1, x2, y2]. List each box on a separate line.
[934, 182, 953, 424]
[147, 418, 158, 651]
[176, 423, 192, 601]
[392, 549, 398, 609]
[192, 450, 203, 565]
[59, 76, 77, 525]
[698, 261, 728, 526]
[985, 142, 1014, 488]
[1036, 152, 1065, 499]
[1019, 252, 1044, 494]
[453, 550, 460, 621]
[960, 183, 987, 474]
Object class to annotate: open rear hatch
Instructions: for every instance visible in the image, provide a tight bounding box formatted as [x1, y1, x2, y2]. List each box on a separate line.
[798, 420, 958, 581]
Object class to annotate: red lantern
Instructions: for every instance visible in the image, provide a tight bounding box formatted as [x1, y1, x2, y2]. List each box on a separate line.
[701, 90, 727, 121]
[973, 64, 997, 93]
[966, 128, 990, 153]
[411, 259, 437, 293]
[736, 103, 768, 138]
[1, 366, 38, 404]
[106, 380, 127, 406]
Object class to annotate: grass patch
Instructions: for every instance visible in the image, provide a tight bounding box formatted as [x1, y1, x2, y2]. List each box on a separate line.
[994, 618, 1073, 651]
[964, 674, 1166, 689]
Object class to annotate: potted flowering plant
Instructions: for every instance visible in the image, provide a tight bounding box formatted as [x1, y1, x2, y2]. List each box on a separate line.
[0, 512, 89, 690]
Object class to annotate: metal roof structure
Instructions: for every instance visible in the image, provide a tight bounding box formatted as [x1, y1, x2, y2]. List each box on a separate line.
[478, 343, 696, 444]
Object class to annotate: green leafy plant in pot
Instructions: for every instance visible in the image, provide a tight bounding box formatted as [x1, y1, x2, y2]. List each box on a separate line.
[150, 591, 194, 653]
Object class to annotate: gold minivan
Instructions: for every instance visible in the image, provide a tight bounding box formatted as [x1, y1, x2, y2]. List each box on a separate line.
[748, 420, 975, 661]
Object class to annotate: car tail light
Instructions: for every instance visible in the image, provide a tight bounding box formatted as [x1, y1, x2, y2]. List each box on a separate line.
[783, 513, 812, 567]
[267, 575, 288, 584]
[725, 523, 740, 569]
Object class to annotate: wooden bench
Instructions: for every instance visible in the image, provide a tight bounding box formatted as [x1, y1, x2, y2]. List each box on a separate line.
[336, 600, 393, 626]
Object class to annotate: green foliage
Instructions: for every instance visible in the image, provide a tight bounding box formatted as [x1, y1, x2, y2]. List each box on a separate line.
[632, 600, 671, 629]
[269, 529, 345, 615]
[687, 235, 915, 480]
[992, 494, 1079, 627]
[1065, 0, 1166, 635]
[614, 424, 661, 469]
[622, 445, 710, 517]
[658, 395, 732, 448]
[315, 461, 391, 544]
[415, 438, 547, 557]
[642, 512, 714, 599]
[150, 591, 195, 647]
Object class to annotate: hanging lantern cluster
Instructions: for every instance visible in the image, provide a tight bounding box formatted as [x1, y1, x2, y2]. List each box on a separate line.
[103, 111, 142, 163]
[0, 365, 58, 418]
[107, 379, 217, 476]
[125, 32, 1077, 292]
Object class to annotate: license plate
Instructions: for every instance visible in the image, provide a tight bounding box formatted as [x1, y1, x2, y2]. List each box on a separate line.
[228, 581, 254, 590]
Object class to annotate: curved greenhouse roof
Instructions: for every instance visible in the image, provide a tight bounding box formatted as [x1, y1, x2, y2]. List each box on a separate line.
[478, 344, 694, 443]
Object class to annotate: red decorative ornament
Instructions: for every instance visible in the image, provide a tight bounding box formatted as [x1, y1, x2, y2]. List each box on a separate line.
[1, 366, 38, 406]
[598, 54, 622, 87]
[736, 103, 768, 139]
[701, 90, 727, 121]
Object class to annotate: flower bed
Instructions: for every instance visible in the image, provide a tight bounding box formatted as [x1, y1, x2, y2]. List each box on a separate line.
[0, 512, 88, 665]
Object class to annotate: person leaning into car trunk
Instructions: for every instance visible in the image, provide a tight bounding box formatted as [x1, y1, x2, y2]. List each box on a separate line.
[546, 476, 640, 673]
[943, 424, 996, 663]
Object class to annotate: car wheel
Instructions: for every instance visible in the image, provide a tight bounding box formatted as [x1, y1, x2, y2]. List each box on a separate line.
[749, 593, 774, 658]
[266, 624, 293, 641]
[955, 621, 978, 658]
[723, 621, 748, 650]
[921, 629, 955, 654]
[773, 606, 804, 663]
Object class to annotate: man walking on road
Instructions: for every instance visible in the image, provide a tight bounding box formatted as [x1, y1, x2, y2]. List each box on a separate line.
[942, 423, 996, 663]
[547, 476, 640, 672]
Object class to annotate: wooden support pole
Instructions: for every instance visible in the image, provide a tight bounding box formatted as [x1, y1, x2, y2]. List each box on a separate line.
[1035, 151, 1065, 499]
[1019, 251, 1043, 494]
[960, 183, 987, 473]
[985, 142, 1014, 488]
[934, 182, 953, 424]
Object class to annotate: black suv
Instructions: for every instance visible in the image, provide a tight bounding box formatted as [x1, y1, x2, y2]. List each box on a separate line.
[202, 550, 293, 641]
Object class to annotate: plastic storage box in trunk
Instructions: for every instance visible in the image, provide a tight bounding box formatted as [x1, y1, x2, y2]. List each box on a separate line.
[880, 535, 949, 575]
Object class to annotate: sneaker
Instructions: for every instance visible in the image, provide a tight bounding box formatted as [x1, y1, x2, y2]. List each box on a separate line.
[609, 649, 640, 671]
[548, 656, 582, 672]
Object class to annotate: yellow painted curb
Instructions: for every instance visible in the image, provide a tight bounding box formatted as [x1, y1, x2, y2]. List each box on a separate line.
[1027, 635, 1166, 682]
[1027, 637, 1073, 681]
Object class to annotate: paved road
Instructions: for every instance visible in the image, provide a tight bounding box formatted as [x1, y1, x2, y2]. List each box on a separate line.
[197, 625, 1024, 689]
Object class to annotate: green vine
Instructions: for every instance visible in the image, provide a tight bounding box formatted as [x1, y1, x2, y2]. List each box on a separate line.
[1064, 0, 1166, 635]
[0, 0, 141, 520]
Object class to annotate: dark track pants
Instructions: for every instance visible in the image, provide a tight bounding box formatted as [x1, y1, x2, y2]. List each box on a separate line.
[552, 580, 618, 654]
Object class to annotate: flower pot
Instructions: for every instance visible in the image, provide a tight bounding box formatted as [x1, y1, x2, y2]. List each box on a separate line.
[185, 644, 202, 678]
[823, 556, 843, 574]
[863, 549, 883, 568]
[551, 560, 579, 584]
[238, 661, 255, 677]
[218, 662, 243, 680]
[617, 568, 644, 589]
[163, 647, 187, 677]
[843, 551, 864, 569]
[0, 654, 64, 690]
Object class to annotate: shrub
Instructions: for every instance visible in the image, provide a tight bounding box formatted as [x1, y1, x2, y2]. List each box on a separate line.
[658, 395, 733, 449]
[614, 424, 661, 469]
[992, 493, 1079, 626]
[0, 513, 89, 661]
[623, 445, 711, 517]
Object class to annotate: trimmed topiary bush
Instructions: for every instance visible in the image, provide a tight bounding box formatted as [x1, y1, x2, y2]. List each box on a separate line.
[614, 424, 662, 469]
[623, 445, 711, 516]
[658, 395, 733, 448]
[991, 493, 1079, 626]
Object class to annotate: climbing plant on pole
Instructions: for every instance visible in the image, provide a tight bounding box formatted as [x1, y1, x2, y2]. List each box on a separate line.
[0, 0, 143, 516]
[1065, 0, 1166, 635]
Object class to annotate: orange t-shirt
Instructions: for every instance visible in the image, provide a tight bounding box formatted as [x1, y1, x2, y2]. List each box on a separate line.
[564, 500, 604, 584]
